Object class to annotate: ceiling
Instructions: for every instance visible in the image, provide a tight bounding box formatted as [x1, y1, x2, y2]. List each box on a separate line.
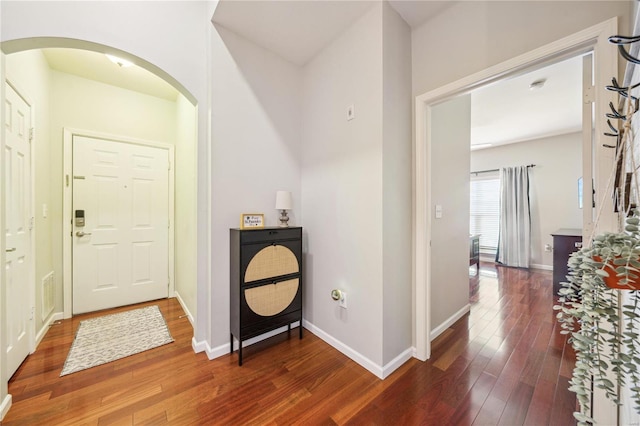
[36, 1, 581, 149]
[470, 55, 582, 148]
[41, 48, 179, 101]
[213, 0, 580, 148]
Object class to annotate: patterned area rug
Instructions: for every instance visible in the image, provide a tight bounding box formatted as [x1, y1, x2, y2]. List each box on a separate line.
[60, 305, 174, 376]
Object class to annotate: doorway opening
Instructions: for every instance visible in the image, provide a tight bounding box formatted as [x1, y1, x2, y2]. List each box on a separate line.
[1, 40, 199, 376]
[413, 18, 618, 362]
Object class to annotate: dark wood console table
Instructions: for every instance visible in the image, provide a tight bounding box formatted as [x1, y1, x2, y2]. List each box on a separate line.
[551, 228, 582, 296]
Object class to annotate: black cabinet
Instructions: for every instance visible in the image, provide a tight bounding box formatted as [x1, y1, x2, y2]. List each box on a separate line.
[551, 228, 582, 296]
[230, 227, 303, 365]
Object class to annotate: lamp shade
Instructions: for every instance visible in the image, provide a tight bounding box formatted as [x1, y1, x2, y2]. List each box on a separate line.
[275, 191, 293, 210]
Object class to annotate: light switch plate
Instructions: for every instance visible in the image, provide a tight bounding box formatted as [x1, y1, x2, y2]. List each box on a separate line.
[347, 104, 355, 121]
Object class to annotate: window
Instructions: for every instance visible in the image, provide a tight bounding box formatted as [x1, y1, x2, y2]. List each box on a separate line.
[470, 173, 501, 254]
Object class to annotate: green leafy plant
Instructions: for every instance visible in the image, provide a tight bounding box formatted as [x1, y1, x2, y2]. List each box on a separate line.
[555, 209, 640, 425]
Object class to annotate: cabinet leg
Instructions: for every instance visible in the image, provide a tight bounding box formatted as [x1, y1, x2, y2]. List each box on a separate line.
[299, 322, 303, 339]
[287, 323, 291, 336]
[239, 340, 243, 366]
[230, 333, 233, 355]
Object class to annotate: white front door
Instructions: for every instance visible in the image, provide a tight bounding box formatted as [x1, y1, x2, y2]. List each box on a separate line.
[72, 136, 169, 314]
[5, 82, 32, 378]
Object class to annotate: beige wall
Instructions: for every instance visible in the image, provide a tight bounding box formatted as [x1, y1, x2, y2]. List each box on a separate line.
[381, 2, 412, 365]
[430, 95, 472, 333]
[412, 1, 632, 97]
[301, 3, 384, 365]
[174, 93, 197, 320]
[471, 133, 583, 269]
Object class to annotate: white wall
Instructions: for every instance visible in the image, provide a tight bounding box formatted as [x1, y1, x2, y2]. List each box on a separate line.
[412, 1, 632, 97]
[430, 95, 472, 332]
[302, 4, 384, 365]
[1, 0, 212, 408]
[209, 25, 302, 349]
[471, 133, 583, 269]
[301, 3, 413, 372]
[175, 93, 198, 321]
[5, 50, 53, 340]
[381, 3, 412, 365]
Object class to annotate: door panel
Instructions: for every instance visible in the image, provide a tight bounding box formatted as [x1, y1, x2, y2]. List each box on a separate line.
[5, 82, 32, 378]
[72, 136, 169, 314]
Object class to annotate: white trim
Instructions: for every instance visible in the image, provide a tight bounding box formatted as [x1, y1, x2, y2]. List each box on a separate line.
[0, 394, 12, 421]
[62, 128, 176, 318]
[191, 336, 211, 355]
[430, 304, 471, 341]
[5, 77, 37, 357]
[303, 319, 383, 378]
[381, 348, 413, 380]
[174, 292, 194, 327]
[530, 263, 553, 272]
[304, 321, 412, 379]
[193, 322, 302, 360]
[35, 312, 63, 349]
[414, 18, 618, 363]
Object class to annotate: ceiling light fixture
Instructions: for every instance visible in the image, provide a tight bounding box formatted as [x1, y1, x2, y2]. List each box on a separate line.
[529, 78, 547, 91]
[105, 54, 133, 68]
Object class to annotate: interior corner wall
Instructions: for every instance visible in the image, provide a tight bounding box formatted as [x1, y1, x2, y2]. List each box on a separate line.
[209, 24, 302, 348]
[430, 95, 472, 333]
[412, 1, 632, 97]
[175, 93, 197, 320]
[301, 4, 384, 366]
[5, 50, 53, 339]
[470, 133, 583, 269]
[381, 3, 412, 365]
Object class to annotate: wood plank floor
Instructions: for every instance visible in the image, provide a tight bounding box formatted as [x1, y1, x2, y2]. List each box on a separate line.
[3, 262, 576, 425]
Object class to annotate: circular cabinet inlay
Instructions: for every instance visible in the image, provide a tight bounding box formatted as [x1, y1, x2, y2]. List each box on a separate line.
[245, 279, 299, 316]
[244, 244, 298, 282]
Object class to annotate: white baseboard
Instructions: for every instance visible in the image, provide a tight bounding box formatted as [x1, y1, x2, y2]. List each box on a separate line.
[192, 321, 301, 361]
[530, 263, 553, 271]
[382, 347, 413, 379]
[430, 304, 471, 341]
[303, 320, 383, 378]
[1, 394, 12, 421]
[174, 292, 194, 327]
[35, 312, 63, 350]
[303, 320, 412, 380]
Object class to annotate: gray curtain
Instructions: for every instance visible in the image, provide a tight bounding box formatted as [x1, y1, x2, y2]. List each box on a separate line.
[496, 166, 531, 268]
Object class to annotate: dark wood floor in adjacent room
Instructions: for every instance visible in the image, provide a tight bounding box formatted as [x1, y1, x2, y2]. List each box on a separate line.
[4, 262, 576, 425]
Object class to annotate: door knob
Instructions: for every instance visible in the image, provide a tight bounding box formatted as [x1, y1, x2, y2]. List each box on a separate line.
[76, 231, 92, 237]
[5, 247, 16, 252]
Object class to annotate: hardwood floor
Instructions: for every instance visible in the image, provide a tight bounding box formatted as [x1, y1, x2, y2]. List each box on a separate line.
[3, 263, 576, 425]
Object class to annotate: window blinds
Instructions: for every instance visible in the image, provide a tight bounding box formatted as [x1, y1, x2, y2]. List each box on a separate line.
[470, 174, 501, 252]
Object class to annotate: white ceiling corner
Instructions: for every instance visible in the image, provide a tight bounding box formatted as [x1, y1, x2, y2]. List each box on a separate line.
[212, 0, 376, 66]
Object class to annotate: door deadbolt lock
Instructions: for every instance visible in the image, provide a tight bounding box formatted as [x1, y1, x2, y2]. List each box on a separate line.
[75, 209, 85, 227]
[75, 231, 92, 237]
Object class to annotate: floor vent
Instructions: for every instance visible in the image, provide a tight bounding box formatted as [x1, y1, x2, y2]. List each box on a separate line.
[42, 271, 55, 318]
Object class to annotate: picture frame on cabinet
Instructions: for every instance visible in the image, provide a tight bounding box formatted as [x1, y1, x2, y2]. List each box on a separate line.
[240, 213, 265, 229]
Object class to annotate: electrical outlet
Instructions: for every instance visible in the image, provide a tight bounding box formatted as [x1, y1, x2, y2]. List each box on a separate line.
[339, 292, 347, 309]
[544, 244, 553, 252]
